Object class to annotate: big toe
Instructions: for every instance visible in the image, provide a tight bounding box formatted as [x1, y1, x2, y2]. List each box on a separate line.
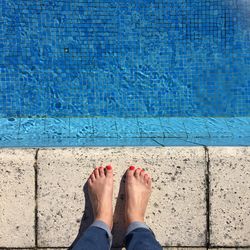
[126, 166, 136, 178]
[105, 165, 113, 178]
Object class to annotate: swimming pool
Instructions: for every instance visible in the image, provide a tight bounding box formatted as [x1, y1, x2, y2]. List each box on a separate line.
[0, 0, 250, 146]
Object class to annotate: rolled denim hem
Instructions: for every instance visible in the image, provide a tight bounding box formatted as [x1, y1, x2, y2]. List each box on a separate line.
[90, 220, 112, 248]
[126, 221, 150, 236]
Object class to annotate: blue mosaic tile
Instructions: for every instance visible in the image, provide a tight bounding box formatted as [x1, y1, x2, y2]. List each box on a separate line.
[45, 118, 70, 138]
[185, 137, 250, 147]
[224, 117, 250, 137]
[116, 118, 140, 138]
[75, 137, 161, 147]
[0, 117, 249, 146]
[0, 118, 19, 138]
[69, 118, 93, 138]
[0, 0, 250, 118]
[160, 118, 187, 138]
[153, 138, 199, 147]
[204, 118, 232, 138]
[92, 118, 118, 138]
[183, 118, 209, 138]
[138, 118, 163, 137]
[1, 0, 250, 146]
[18, 118, 46, 138]
[0, 117, 20, 141]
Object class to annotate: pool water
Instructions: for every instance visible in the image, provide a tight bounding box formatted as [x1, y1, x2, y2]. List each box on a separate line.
[0, 0, 250, 146]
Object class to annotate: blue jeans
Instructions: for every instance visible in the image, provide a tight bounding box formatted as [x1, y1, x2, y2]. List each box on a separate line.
[71, 220, 162, 250]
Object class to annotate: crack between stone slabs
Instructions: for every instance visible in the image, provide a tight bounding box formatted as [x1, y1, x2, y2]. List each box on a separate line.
[204, 146, 211, 249]
[34, 148, 40, 247]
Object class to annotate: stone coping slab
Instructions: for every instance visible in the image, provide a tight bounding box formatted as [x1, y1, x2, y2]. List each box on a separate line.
[1, 147, 250, 248]
[36, 147, 206, 247]
[0, 149, 36, 247]
[209, 147, 250, 247]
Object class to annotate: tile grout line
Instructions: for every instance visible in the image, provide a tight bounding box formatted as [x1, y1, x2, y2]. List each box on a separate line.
[204, 146, 211, 249]
[34, 148, 40, 248]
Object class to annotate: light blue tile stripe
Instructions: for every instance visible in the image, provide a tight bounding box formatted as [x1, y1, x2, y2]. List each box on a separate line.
[0, 117, 250, 147]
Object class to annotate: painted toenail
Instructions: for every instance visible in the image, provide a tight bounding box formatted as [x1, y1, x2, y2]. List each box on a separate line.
[141, 169, 145, 172]
[129, 166, 135, 170]
[106, 165, 112, 170]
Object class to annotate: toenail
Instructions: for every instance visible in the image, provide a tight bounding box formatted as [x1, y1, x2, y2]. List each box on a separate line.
[141, 169, 145, 172]
[129, 166, 135, 170]
[106, 165, 112, 170]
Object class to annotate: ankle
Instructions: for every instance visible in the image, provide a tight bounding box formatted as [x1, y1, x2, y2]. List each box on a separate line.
[126, 215, 145, 227]
[95, 215, 113, 230]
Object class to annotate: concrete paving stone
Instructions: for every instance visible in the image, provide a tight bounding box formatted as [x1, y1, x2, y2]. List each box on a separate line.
[0, 149, 36, 247]
[209, 147, 250, 246]
[37, 147, 206, 247]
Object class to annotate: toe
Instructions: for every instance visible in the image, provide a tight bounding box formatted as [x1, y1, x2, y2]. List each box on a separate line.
[140, 169, 145, 176]
[126, 166, 135, 178]
[87, 176, 93, 185]
[134, 168, 141, 178]
[94, 167, 99, 178]
[99, 166, 105, 177]
[90, 173, 96, 182]
[144, 173, 149, 182]
[105, 165, 113, 177]
[140, 169, 146, 180]
[147, 175, 152, 187]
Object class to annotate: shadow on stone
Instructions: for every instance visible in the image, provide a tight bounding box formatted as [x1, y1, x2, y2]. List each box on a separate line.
[112, 172, 127, 249]
[69, 173, 127, 249]
[69, 182, 94, 249]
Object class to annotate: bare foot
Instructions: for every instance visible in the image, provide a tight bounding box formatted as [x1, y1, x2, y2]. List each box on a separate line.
[125, 166, 152, 226]
[87, 165, 113, 229]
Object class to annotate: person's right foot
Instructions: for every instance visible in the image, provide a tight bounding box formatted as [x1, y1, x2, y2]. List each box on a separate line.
[87, 165, 113, 230]
[125, 166, 152, 227]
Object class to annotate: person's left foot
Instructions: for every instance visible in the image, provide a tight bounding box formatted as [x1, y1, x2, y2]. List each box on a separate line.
[87, 165, 114, 230]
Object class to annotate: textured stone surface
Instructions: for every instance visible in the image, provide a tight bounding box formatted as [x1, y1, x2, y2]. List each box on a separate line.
[37, 147, 206, 247]
[0, 149, 36, 247]
[209, 147, 250, 246]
